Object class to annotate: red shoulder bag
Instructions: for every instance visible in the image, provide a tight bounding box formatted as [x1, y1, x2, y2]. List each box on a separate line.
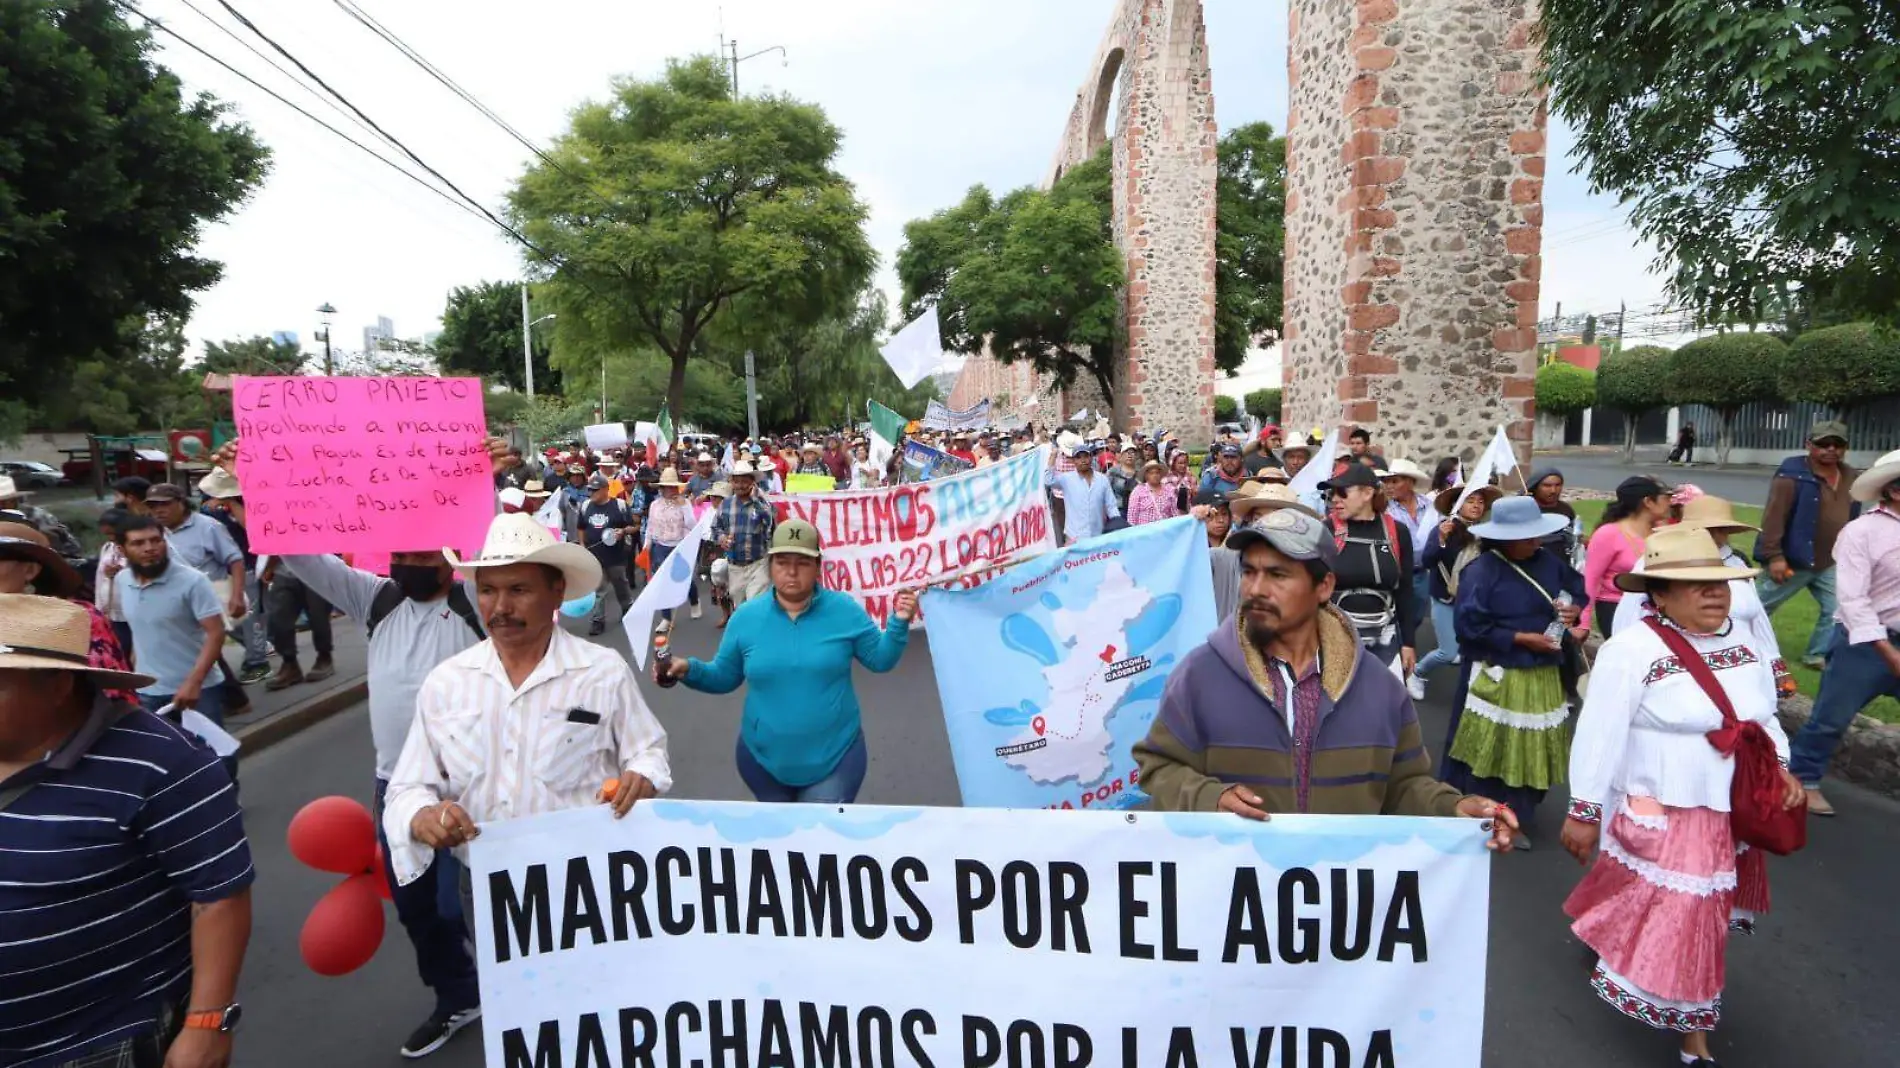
[1642, 617, 1807, 855]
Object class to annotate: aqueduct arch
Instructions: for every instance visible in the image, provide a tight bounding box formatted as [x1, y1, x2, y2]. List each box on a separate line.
[946, 0, 1545, 457]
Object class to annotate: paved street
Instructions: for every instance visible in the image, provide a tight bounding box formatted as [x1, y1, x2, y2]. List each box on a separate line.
[1533, 448, 1777, 507]
[231, 609, 1899, 1068]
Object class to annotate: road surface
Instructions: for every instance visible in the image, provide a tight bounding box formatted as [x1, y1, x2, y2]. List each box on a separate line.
[1532, 449, 1778, 507]
[232, 610, 1897, 1067]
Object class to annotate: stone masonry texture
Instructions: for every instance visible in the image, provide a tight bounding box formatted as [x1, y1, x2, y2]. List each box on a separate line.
[1283, 0, 1546, 465]
[950, 0, 1218, 443]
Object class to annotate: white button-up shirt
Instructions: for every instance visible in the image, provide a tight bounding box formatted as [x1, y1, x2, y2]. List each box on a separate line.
[382, 626, 672, 884]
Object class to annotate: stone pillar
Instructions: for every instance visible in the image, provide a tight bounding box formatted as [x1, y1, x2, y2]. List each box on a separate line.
[1282, 0, 1546, 464]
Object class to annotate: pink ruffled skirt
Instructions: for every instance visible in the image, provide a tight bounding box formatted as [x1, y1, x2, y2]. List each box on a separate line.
[1563, 803, 1769, 1032]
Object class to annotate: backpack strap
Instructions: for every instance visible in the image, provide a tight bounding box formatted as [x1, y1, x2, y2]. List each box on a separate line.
[365, 581, 405, 642]
[446, 583, 486, 640]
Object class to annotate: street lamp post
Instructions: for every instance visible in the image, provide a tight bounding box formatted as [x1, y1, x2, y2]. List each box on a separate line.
[520, 283, 554, 399]
[316, 302, 337, 375]
[724, 39, 787, 97]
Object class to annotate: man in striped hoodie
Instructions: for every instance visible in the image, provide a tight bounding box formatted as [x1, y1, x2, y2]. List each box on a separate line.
[1135, 507, 1517, 845]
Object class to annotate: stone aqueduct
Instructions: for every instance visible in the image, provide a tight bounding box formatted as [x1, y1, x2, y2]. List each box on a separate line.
[946, 0, 1546, 461]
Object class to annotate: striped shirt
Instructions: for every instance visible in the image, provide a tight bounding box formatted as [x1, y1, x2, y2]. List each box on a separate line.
[382, 627, 672, 886]
[0, 701, 253, 1067]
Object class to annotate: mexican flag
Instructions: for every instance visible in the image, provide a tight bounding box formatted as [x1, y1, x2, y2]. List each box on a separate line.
[655, 404, 674, 452]
[867, 399, 906, 471]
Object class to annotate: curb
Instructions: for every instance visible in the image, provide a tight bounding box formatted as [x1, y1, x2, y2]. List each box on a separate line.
[233, 678, 368, 761]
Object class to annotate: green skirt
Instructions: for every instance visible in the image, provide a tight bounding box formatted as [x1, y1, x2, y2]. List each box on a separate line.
[1448, 662, 1571, 790]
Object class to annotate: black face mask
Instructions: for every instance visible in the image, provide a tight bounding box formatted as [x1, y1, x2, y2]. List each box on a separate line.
[389, 563, 447, 602]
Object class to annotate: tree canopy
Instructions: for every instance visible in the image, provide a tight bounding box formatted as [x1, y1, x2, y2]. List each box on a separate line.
[1541, 0, 1900, 327]
[508, 55, 874, 423]
[200, 335, 306, 377]
[1534, 361, 1596, 416]
[1215, 122, 1287, 374]
[1664, 332, 1788, 464]
[0, 0, 268, 441]
[1595, 344, 1674, 460]
[436, 282, 559, 394]
[1242, 388, 1283, 422]
[1782, 322, 1900, 412]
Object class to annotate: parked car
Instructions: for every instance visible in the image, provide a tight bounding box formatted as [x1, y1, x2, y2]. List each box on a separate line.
[0, 460, 63, 489]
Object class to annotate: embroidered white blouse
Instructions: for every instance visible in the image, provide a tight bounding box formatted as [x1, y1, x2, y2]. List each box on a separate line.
[1569, 620, 1791, 815]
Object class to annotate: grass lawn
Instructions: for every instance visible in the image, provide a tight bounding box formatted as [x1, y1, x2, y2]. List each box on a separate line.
[1571, 499, 1900, 724]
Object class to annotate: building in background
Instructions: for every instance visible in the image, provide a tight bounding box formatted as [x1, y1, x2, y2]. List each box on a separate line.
[362, 315, 394, 355]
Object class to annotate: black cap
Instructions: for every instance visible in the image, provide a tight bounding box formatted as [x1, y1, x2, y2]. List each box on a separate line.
[1193, 488, 1229, 509]
[1318, 463, 1380, 493]
[1217, 444, 1241, 457]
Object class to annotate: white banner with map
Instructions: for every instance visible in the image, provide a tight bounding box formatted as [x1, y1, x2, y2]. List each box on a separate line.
[922, 516, 1217, 810]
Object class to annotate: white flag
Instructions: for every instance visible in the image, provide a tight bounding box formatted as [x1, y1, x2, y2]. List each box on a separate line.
[621, 509, 718, 668]
[533, 489, 566, 542]
[1287, 426, 1343, 518]
[1454, 426, 1517, 513]
[879, 307, 945, 389]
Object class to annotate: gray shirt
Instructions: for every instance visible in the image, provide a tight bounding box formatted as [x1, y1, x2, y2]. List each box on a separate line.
[1210, 545, 1241, 626]
[280, 554, 484, 779]
[162, 512, 242, 581]
[118, 563, 226, 695]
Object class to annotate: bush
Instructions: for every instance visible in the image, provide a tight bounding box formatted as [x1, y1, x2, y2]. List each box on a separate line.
[1535, 361, 1596, 415]
[1664, 332, 1786, 410]
[1242, 388, 1281, 422]
[1595, 344, 1672, 413]
[1214, 394, 1239, 422]
[1782, 322, 1900, 411]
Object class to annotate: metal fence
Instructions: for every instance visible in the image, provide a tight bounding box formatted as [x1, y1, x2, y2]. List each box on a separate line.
[1577, 402, 1900, 452]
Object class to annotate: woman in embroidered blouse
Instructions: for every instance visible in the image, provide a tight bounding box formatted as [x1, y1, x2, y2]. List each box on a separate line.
[1562, 526, 1802, 1068]
[1440, 496, 1588, 850]
[1126, 461, 1178, 526]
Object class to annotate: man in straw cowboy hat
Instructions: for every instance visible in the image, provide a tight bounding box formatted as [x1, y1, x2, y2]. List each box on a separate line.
[1783, 448, 1900, 817]
[383, 513, 672, 911]
[1133, 508, 1519, 846]
[713, 459, 777, 614]
[0, 594, 254, 1068]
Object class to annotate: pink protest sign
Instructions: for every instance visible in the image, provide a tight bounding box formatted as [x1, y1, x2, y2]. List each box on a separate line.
[233, 376, 493, 555]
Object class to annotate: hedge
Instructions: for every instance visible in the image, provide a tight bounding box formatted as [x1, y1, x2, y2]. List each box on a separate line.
[1781, 322, 1900, 411]
[1534, 361, 1596, 415]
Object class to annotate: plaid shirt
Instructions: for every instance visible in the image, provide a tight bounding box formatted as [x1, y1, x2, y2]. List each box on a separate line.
[1263, 651, 1326, 813]
[714, 495, 776, 565]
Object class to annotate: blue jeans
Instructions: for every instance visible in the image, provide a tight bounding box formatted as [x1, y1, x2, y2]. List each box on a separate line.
[373, 778, 479, 1016]
[651, 542, 699, 622]
[1789, 632, 1900, 787]
[1414, 598, 1461, 678]
[1757, 565, 1839, 662]
[735, 733, 868, 803]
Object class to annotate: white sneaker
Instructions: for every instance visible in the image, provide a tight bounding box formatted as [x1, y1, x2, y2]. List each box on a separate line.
[690, 603, 703, 620]
[1405, 671, 1428, 701]
[655, 619, 672, 635]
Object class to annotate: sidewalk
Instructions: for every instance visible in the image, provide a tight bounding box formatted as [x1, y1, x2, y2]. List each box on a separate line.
[227, 616, 369, 759]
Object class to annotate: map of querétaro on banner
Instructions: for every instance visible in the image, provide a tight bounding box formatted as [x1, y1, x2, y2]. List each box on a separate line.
[923, 517, 1217, 810]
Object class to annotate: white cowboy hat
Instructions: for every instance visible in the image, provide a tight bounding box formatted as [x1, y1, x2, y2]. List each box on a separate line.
[0, 593, 155, 689]
[1616, 525, 1760, 592]
[0, 475, 27, 501]
[657, 467, 685, 488]
[196, 467, 243, 500]
[1851, 448, 1900, 504]
[729, 461, 758, 478]
[1279, 434, 1315, 455]
[704, 481, 732, 499]
[445, 513, 601, 595]
[1377, 457, 1428, 484]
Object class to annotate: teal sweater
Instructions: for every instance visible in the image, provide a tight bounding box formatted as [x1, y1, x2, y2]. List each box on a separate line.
[683, 588, 910, 786]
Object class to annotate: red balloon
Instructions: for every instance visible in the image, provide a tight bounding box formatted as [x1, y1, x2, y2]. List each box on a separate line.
[370, 843, 392, 900]
[300, 873, 386, 976]
[287, 796, 376, 875]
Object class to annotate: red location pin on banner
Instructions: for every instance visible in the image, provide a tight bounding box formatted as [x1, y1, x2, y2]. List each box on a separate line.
[1032, 716, 1047, 737]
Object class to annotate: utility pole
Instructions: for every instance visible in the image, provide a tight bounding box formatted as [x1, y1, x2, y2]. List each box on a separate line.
[744, 350, 760, 439]
[521, 283, 535, 399]
[723, 38, 787, 98]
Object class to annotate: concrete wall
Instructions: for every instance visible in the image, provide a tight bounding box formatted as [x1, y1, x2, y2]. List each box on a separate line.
[1282, 0, 1546, 465]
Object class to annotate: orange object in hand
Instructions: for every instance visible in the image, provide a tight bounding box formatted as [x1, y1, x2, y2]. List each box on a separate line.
[600, 778, 620, 801]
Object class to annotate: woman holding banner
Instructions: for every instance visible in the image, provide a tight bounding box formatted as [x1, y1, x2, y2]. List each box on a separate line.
[657, 520, 918, 803]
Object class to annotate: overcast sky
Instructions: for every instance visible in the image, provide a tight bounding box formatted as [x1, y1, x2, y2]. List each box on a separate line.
[140, 0, 1676, 364]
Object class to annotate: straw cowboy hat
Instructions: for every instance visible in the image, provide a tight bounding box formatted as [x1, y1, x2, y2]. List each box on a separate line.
[1434, 482, 1503, 518]
[0, 522, 83, 598]
[1279, 434, 1316, 456]
[444, 512, 601, 595]
[704, 481, 732, 499]
[1228, 481, 1323, 522]
[657, 467, 685, 488]
[1675, 495, 1757, 535]
[1851, 448, 1900, 503]
[522, 480, 551, 498]
[196, 467, 243, 500]
[1615, 525, 1759, 593]
[0, 593, 154, 689]
[729, 461, 758, 478]
[0, 475, 31, 502]
[1378, 458, 1428, 485]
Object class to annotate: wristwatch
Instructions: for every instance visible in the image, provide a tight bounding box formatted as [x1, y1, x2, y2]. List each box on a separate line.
[183, 1004, 243, 1033]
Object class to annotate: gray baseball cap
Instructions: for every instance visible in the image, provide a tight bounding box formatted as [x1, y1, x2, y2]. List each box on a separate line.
[1225, 507, 1339, 570]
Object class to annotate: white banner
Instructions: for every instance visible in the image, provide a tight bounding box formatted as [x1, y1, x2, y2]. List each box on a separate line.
[766, 445, 1056, 622]
[583, 422, 628, 451]
[468, 802, 1493, 1068]
[923, 397, 993, 432]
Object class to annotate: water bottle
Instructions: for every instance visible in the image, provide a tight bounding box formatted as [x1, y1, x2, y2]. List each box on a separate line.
[653, 632, 677, 688]
[1545, 592, 1572, 644]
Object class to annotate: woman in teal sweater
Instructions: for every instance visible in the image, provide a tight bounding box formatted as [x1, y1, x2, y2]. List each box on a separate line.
[657, 519, 918, 802]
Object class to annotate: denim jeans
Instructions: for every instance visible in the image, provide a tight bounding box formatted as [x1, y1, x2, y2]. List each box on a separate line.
[735, 733, 869, 803]
[373, 778, 479, 1016]
[651, 542, 699, 622]
[1414, 598, 1461, 678]
[1789, 632, 1900, 787]
[1757, 565, 1839, 662]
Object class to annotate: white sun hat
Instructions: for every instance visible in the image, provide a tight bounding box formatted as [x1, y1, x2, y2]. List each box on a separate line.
[444, 512, 601, 595]
[1851, 448, 1900, 504]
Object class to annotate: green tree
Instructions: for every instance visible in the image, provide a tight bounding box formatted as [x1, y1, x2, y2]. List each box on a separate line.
[1242, 388, 1283, 422]
[509, 56, 873, 423]
[201, 335, 306, 377]
[1596, 344, 1673, 462]
[1535, 362, 1597, 416]
[1541, 0, 1900, 326]
[1215, 122, 1287, 374]
[898, 146, 1127, 420]
[45, 316, 208, 436]
[745, 290, 938, 431]
[1782, 322, 1900, 414]
[0, 1, 268, 434]
[1663, 332, 1787, 466]
[436, 281, 559, 393]
[1213, 395, 1239, 422]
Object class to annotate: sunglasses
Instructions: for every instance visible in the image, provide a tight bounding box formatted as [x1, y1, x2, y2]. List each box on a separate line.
[1813, 439, 1848, 449]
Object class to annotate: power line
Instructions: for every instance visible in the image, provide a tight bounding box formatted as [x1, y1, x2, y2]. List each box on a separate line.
[171, 0, 389, 152]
